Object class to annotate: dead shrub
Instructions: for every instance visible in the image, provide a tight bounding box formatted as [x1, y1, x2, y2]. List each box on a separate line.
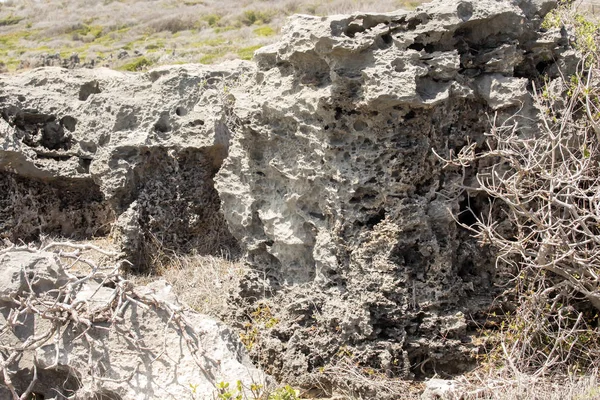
[437, 4, 600, 377]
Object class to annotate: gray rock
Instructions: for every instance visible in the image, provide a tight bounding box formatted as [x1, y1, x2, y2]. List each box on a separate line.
[0, 249, 266, 399]
[0, 0, 580, 398]
[213, 0, 572, 396]
[421, 379, 462, 400]
[0, 63, 247, 263]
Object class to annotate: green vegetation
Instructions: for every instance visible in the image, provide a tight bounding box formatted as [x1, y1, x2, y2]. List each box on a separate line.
[441, 3, 600, 381]
[0, 14, 23, 26]
[213, 380, 300, 400]
[0, 0, 425, 72]
[543, 7, 600, 54]
[119, 56, 152, 71]
[70, 23, 104, 40]
[202, 13, 222, 27]
[240, 10, 273, 26]
[238, 44, 262, 60]
[200, 48, 230, 64]
[254, 26, 276, 37]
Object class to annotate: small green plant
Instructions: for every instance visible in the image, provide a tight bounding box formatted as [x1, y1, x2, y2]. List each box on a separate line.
[216, 381, 243, 400]
[239, 303, 279, 350]
[214, 380, 298, 400]
[119, 56, 152, 71]
[542, 5, 600, 56]
[253, 26, 275, 37]
[268, 385, 300, 400]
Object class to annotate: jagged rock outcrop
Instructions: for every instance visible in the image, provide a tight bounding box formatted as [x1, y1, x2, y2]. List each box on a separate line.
[0, 63, 248, 265]
[213, 0, 577, 395]
[0, 0, 580, 398]
[0, 247, 266, 399]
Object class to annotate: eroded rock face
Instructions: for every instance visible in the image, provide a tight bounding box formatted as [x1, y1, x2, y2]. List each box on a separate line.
[0, 64, 247, 264]
[0, 0, 579, 397]
[213, 0, 575, 394]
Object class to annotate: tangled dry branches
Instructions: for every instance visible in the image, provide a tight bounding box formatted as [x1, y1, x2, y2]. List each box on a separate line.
[0, 240, 217, 399]
[437, 52, 600, 375]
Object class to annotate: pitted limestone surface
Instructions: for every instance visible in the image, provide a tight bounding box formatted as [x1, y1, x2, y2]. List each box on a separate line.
[0, 64, 248, 264]
[0, 0, 580, 398]
[213, 0, 576, 395]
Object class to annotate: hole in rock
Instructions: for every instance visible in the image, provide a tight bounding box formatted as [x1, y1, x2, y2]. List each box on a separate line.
[365, 208, 386, 228]
[536, 60, 553, 76]
[9, 365, 82, 399]
[154, 114, 172, 133]
[344, 21, 366, 38]
[190, 119, 205, 127]
[175, 106, 188, 116]
[353, 120, 367, 131]
[79, 80, 101, 101]
[408, 42, 425, 51]
[458, 259, 475, 278]
[60, 115, 77, 132]
[2, 107, 74, 151]
[457, 196, 481, 227]
[334, 107, 343, 120]
[457, 2, 474, 21]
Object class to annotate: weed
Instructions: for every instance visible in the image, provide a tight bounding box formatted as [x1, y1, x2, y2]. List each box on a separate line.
[119, 56, 152, 71]
[253, 26, 275, 37]
[213, 380, 299, 400]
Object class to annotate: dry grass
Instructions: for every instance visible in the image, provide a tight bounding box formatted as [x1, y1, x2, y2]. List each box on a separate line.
[451, 370, 600, 400]
[152, 252, 246, 316]
[0, 0, 426, 72]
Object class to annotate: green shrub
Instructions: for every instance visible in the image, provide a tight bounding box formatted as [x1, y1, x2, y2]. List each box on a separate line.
[203, 13, 222, 27]
[240, 10, 272, 26]
[119, 56, 152, 71]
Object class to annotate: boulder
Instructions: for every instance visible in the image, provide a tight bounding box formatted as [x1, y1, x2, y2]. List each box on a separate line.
[0, 63, 248, 264]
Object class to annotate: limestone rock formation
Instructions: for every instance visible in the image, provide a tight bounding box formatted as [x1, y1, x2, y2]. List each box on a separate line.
[0, 63, 249, 264]
[0, 0, 580, 398]
[0, 247, 266, 399]
[213, 0, 575, 395]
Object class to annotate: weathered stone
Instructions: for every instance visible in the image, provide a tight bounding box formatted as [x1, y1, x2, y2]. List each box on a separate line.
[0, 250, 266, 400]
[0, 64, 247, 263]
[0, 0, 581, 398]
[212, 0, 575, 396]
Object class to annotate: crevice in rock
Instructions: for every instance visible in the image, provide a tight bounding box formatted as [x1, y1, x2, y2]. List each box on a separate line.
[0, 172, 114, 243]
[117, 145, 239, 272]
[1, 106, 74, 151]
